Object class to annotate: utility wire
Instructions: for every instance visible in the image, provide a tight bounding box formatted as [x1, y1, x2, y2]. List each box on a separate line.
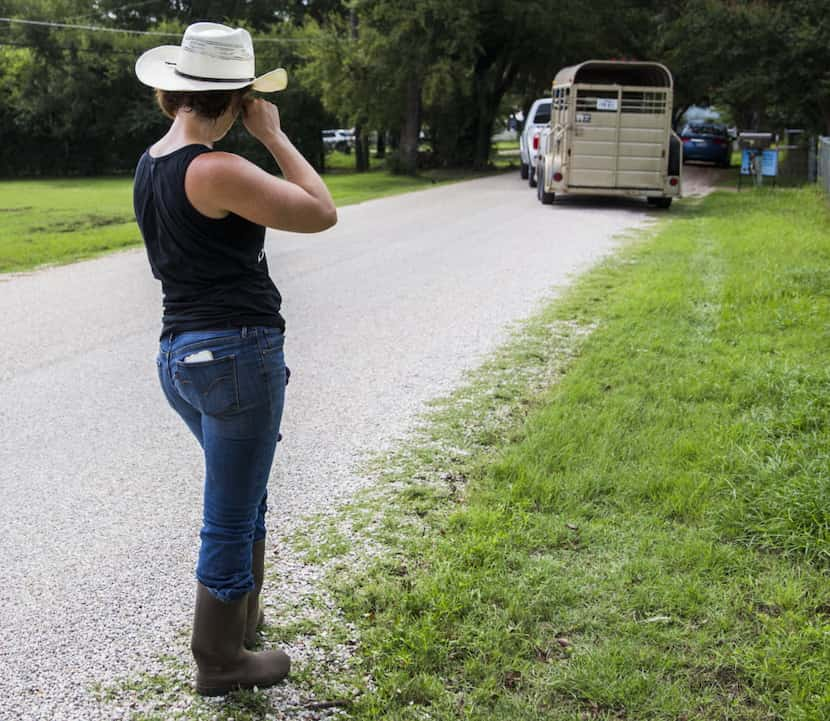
[0, 16, 179, 37]
[0, 16, 317, 42]
[68, 0, 160, 25]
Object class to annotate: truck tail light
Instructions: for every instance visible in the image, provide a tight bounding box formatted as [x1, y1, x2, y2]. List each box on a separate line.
[681, 136, 691, 142]
[669, 177, 679, 186]
[532, 134, 540, 150]
[713, 138, 727, 146]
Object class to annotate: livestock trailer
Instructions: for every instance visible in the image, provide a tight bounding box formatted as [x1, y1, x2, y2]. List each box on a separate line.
[537, 60, 682, 207]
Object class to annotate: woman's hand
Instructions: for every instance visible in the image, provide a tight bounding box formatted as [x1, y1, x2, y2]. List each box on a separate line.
[242, 98, 283, 145]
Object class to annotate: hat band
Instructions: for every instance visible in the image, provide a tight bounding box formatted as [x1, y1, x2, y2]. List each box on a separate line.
[174, 68, 255, 84]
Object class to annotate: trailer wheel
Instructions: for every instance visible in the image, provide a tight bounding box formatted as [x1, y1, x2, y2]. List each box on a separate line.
[648, 197, 672, 209]
[520, 162, 529, 180]
[528, 165, 537, 188]
[537, 164, 555, 204]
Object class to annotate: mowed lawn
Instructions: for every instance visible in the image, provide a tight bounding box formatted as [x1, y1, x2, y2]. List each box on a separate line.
[321, 187, 830, 720]
[0, 177, 138, 273]
[0, 166, 478, 274]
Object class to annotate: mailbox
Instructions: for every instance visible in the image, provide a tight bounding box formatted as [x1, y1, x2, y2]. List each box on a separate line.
[738, 132, 776, 187]
[738, 132, 774, 149]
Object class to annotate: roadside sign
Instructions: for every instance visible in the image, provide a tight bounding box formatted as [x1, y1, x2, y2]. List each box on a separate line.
[597, 98, 618, 111]
[741, 149, 778, 176]
[739, 147, 778, 188]
[740, 149, 758, 175]
[761, 149, 778, 176]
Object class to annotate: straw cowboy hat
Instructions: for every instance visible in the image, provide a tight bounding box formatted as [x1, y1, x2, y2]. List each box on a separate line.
[135, 22, 287, 93]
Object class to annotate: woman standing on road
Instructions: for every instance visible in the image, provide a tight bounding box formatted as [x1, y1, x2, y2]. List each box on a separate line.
[132, 22, 336, 696]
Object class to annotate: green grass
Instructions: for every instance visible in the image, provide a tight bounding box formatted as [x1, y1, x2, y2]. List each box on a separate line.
[0, 164, 481, 274]
[323, 148, 383, 171]
[306, 187, 830, 720]
[0, 177, 140, 274]
[494, 139, 520, 151]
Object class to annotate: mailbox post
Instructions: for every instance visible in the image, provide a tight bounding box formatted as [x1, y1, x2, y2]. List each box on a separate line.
[738, 132, 777, 189]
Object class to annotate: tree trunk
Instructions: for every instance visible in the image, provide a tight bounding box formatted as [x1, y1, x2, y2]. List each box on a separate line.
[673, 104, 690, 130]
[399, 75, 422, 175]
[471, 59, 517, 170]
[376, 130, 386, 159]
[472, 81, 499, 170]
[473, 108, 496, 169]
[354, 124, 369, 172]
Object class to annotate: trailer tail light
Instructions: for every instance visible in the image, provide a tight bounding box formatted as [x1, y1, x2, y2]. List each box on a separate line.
[553, 172, 563, 182]
[669, 177, 679, 186]
[532, 134, 540, 150]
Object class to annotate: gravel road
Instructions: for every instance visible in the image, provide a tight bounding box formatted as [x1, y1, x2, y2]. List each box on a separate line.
[0, 171, 662, 719]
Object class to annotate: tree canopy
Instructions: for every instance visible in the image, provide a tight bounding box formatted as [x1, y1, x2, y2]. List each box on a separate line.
[0, 0, 827, 177]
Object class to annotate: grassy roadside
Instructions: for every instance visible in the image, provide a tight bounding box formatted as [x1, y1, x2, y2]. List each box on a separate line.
[297, 186, 830, 720]
[0, 164, 489, 274]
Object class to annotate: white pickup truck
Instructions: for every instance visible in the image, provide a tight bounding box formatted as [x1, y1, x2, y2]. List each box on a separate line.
[519, 98, 551, 186]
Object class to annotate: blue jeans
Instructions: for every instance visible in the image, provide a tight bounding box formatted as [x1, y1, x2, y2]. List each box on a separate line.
[156, 326, 286, 603]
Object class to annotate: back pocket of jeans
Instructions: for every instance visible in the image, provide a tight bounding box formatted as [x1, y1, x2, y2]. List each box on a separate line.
[173, 355, 239, 416]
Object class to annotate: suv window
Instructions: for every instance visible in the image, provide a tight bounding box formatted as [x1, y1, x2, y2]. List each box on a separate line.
[684, 124, 726, 137]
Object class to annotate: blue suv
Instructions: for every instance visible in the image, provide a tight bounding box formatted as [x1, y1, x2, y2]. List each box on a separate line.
[680, 123, 732, 167]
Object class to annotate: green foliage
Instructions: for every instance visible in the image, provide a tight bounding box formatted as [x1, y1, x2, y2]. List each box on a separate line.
[1, 1, 828, 175]
[0, 4, 331, 176]
[656, 1, 830, 132]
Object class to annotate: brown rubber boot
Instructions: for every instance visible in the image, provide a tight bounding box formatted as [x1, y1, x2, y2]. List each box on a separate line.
[191, 582, 290, 696]
[244, 539, 267, 649]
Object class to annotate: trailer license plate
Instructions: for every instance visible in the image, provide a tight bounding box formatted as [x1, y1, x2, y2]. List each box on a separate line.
[576, 113, 592, 123]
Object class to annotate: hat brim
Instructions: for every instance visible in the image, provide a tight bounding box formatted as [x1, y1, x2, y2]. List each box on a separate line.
[135, 45, 287, 93]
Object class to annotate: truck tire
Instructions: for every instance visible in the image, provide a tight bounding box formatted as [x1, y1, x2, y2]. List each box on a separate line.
[537, 163, 555, 204]
[520, 162, 529, 180]
[648, 197, 672, 209]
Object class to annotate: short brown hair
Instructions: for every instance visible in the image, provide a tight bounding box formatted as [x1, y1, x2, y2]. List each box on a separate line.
[154, 87, 251, 120]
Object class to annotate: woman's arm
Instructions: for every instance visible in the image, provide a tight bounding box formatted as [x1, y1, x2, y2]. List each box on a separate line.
[186, 99, 337, 233]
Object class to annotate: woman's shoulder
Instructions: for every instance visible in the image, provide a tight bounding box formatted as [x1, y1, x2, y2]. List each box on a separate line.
[190, 149, 249, 172]
[188, 151, 264, 193]
[186, 151, 264, 221]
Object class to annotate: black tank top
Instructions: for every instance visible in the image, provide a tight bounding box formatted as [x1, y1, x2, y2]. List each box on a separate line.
[133, 144, 285, 340]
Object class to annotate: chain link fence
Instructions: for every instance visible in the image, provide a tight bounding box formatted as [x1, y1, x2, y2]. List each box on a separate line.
[819, 137, 830, 195]
[775, 130, 814, 185]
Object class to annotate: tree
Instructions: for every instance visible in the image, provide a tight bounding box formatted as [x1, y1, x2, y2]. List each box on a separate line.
[654, 0, 830, 133]
[301, 0, 475, 174]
